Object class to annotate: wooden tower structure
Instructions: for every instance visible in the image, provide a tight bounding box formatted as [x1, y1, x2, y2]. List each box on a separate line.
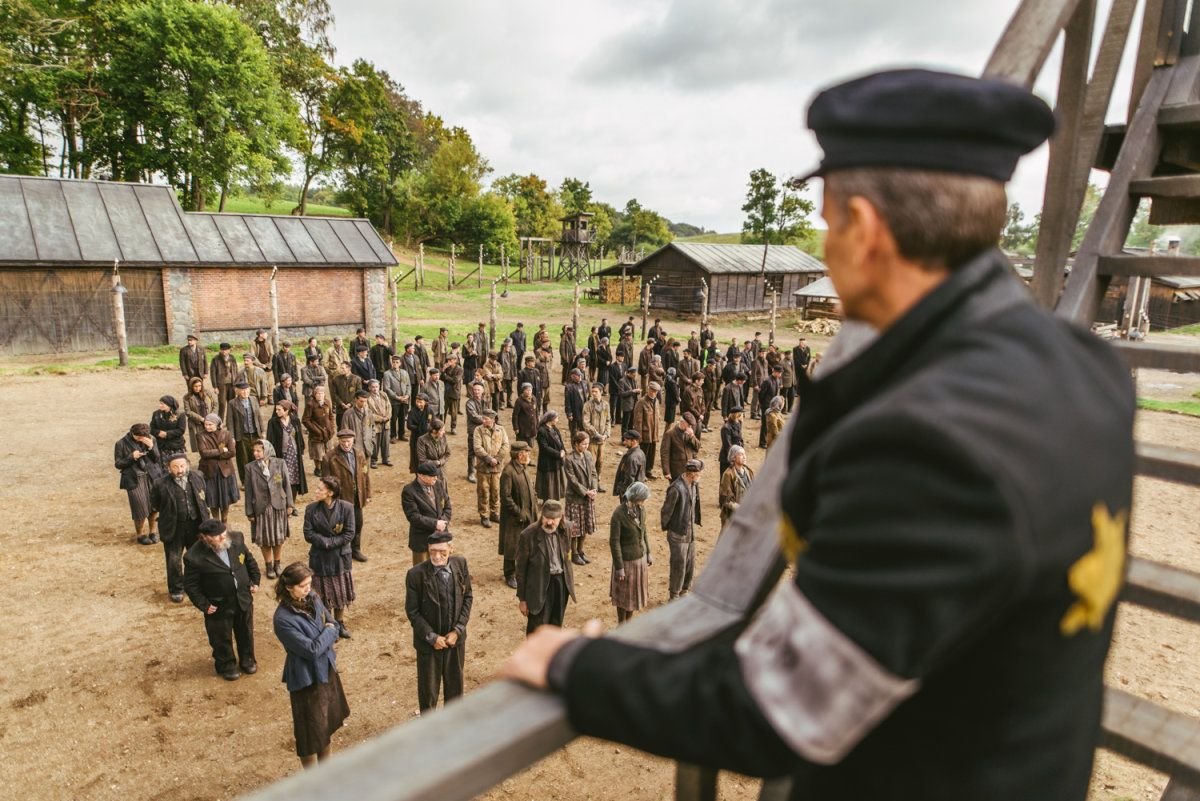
[243, 4, 1200, 801]
[556, 212, 594, 281]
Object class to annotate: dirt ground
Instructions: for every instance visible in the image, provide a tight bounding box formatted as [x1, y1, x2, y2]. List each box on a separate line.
[0, 316, 1197, 801]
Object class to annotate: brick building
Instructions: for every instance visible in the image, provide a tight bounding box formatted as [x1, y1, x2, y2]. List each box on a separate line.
[0, 174, 395, 355]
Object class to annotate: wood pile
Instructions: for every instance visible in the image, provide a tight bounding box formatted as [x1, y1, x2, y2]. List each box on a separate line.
[793, 318, 842, 336]
[600, 277, 641, 304]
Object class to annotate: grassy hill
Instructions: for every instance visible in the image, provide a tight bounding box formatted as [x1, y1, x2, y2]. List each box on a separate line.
[675, 231, 744, 244]
[219, 195, 354, 217]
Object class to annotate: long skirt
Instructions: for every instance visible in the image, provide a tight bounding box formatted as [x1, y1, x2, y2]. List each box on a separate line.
[610, 555, 650, 612]
[204, 472, 240, 510]
[251, 505, 290, 547]
[312, 571, 356, 610]
[126, 473, 152, 522]
[290, 670, 350, 757]
[535, 466, 565, 502]
[565, 498, 596, 538]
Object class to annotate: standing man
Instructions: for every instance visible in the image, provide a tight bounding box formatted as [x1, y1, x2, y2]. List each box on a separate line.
[500, 442, 537, 589]
[322, 430, 371, 563]
[563, 369, 586, 437]
[660, 414, 701, 483]
[474, 409, 509, 528]
[499, 339, 517, 409]
[792, 337, 812, 378]
[416, 418, 450, 482]
[366, 380, 393, 467]
[608, 351, 627, 422]
[442, 355, 463, 435]
[238, 353, 271, 405]
[179, 334, 207, 390]
[383, 354, 412, 443]
[632, 382, 661, 480]
[300, 353, 328, 406]
[183, 519, 259, 681]
[369, 333, 393, 379]
[250, 330, 273, 385]
[405, 531, 472, 713]
[559, 325, 577, 384]
[340, 390, 375, 466]
[413, 334, 431, 380]
[223, 380, 263, 482]
[420, 367, 445, 420]
[329, 362, 361, 418]
[325, 336, 349, 373]
[617, 366, 639, 434]
[433, 327, 449, 370]
[350, 343, 376, 384]
[151, 452, 211, 602]
[465, 381, 488, 483]
[582, 382, 610, 479]
[498, 70, 1134, 801]
[508, 322, 527, 367]
[518, 356, 542, 410]
[637, 339, 656, 392]
[660, 458, 702, 599]
[515, 500, 575, 635]
[209, 342, 238, 418]
[272, 341, 300, 390]
[611, 430, 646, 498]
[402, 462, 452, 565]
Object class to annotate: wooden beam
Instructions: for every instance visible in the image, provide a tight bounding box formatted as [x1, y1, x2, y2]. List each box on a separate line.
[1137, 442, 1200, 486]
[1130, 175, 1200, 197]
[985, 0, 1085, 86]
[1112, 340, 1200, 372]
[1123, 557, 1200, 623]
[1159, 102, 1200, 128]
[1101, 688, 1200, 789]
[1057, 68, 1171, 324]
[1131, 0, 1168, 119]
[1099, 255, 1200, 277]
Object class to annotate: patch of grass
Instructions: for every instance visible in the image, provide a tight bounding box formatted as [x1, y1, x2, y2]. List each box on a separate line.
[1170, 322, 1200, 335]
[1138, 397, 1200, 417]
[676, 231, 745, 244]
[219, 196, 354, 218]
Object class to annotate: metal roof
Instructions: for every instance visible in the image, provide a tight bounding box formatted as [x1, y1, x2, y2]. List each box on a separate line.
[792, 275, 839, 299]
[660, 242, 826, 275]
[0, 174, 396, 267]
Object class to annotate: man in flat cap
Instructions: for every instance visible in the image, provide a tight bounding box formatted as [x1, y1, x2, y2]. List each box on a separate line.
[223, 380, 263, 482]
[179, 333, 207, 391]
[322, 429, 371, 562]
[183, 519, 259, 680]
[631, 382, 660, 479]
[209, 342, 238, 418]
[503, 68, 1135, 801]
[611, 430, 646, 498]
[402, 461, 453, 565]
[500, 442, 537, 588]
[474, 409, 509, 528]
[405, 530, 472, 713]
[660, 458, 702, 599]
[151, 451, 211, 602]
[514, 500, 576, 636]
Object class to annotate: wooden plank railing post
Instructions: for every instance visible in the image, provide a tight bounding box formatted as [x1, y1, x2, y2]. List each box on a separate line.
[110, 259, 129, 367]
[269, 265, 280, 354]
[675, 762, 718, 801]
[489, 281, 498, 353]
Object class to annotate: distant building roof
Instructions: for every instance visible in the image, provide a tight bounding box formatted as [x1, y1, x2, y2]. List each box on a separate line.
[792, 275, 839, 299]
[0, 174, 396, 268]
[668, 242, 826, 274]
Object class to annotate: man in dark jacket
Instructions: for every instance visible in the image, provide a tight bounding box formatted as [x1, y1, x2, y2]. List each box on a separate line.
[563, 369, 586, 436]
[611, 430, 646, 497]
[179, 334, 207, 388]
[272, 341, 299, 388]
[517, 355, 542, 405]
[515, 500, 576, 635]
[224, 381, 263, 481]
[369, 334, 393, 378]
[151, 452, 211, 602]
[183, 520, 260, 680]
[660, 414, 701, 482]
[607, 352, 627, 421]
[405, 531, 472, 712]
[617, 366, 640, 434]
[508, 322, 527, 366]
[499, 442, 537, 588]
[322, 430, 371, 562]
[501, 69, 1134, 801]
[402, 462, 453, 565]
[209, 342, 238, 418]
[659, 459, 702, 599]
[350, 343, 377, 384]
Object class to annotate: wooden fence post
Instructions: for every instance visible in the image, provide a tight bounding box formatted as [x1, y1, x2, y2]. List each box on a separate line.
[448, 244, 456, 289]
[489, 281, 498, 352]
[700, 278, 709, 332]
[769, 290, 778, 346]
[110, 260, 129, 367]
[572, 281, 580, 339]
[418, 243, 425, 287]
[269, 265, 280, 353]
[501, 244, 508, 291]
[641, 279, 651, 341]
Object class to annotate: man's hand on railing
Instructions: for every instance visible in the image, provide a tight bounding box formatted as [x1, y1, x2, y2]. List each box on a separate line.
[500, 619, 604, 690]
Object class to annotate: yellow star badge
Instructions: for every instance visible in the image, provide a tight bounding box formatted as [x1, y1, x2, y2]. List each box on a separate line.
[779, 515, 808, 565]
[1060, 503, 1128, 636]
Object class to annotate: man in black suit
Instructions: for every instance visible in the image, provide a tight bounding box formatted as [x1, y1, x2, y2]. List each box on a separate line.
[183, 519, 260, 680]
[401, 462, 453, 566]
[151, 452, 211, 603]
[405, 531, 473, 713]
[792, 337, 812, 376]
[757, 365, 783, 448]
[514, 500, 576, 635]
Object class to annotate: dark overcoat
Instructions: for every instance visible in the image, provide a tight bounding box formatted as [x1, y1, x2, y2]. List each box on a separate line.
[401, 479, 452, 552]
[150, 471, 211, 544]
[183, 531, 260, 614]
[405, 556, 473, 652]
[514, 521, 576, 616]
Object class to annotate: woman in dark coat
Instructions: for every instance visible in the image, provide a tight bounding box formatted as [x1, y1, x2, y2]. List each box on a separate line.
[245, 439, 294, 580]
[273, 562, 350, 768]
[535, 410, 567, 502]
[512, 383, 539, 446]
[719, 408, 744, 477]
[406, 395, 433, 473]
[273, 373, 301, 408]
[267, 400, 308, 501]
[609, 481, 652, 623]
[183, 377, 217, 452]
[304, 476, 356, 636]
[114, 422, 162, 544]
[197, 414, 240, 521]
[150, 395, 187, 456]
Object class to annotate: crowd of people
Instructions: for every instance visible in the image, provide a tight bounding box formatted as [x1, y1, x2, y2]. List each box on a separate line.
[114, 318, 815, 761]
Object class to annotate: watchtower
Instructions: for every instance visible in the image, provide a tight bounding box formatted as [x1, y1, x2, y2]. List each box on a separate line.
[556, 212, 594, 281]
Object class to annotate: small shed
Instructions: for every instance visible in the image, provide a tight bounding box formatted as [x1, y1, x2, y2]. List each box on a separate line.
[597, 242, 826, 314]
[793, 275, 841, 320]
[0, 174, 396, 355]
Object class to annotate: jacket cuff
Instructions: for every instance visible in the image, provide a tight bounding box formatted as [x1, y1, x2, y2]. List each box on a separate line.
[547, 636, 592, 692]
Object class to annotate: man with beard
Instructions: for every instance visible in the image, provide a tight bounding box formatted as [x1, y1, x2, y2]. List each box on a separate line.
[152, 452, 211, 602]
[515, 500, 576, 635]
[183, 519, 260, 680]
[405, 531, 473, 713]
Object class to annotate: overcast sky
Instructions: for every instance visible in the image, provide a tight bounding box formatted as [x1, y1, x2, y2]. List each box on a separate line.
[328, 0, 1140, 232]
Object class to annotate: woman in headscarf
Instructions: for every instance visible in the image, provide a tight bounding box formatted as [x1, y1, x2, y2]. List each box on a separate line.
[718, 445, 755, 530]
[273, 373, 301, 408]
[535, 409, 566, 502]
[150, 395, 187, 457]
[267, 399, 308, 504]
[182, 377, 217, 453]
[272, 562, 350, 769]
[114, 422, 162, 544]
[303, 476, 356, 637]
[246, 438, 293, 580]
[197, 413, 239, 521]
[609, 481, 652, 623]
[764, 395, 787, 449]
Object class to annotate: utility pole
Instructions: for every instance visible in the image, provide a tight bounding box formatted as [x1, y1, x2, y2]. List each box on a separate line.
[110, 259, 128, 367]
[269, 266, 280, 353]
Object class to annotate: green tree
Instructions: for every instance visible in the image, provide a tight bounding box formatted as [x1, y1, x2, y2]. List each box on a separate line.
[1072, 183, 1102, 252]
[1125, 201, 1158, 249]
[0, 0, 70, 174]
[559, 177, 592, 215]
[588, 201, 615, 248]
[610, 198, 671, 251]
[493, 172, 561, 238]
[455, 192, 518, 259]
[98, 0, 292, 209]
[1001, 202, 1038, 255]
[391, 126, 490, 244]
[741, 168, 816, 272]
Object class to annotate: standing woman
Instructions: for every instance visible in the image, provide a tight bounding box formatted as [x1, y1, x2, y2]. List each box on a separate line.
[273, 562, 350, 769]
[302, 384, 337, 478]
[563, 430, 599, 565]
[304, 337, 322, 365]
[114, 422, 163, 544]
[245, 439, 293, 580]
[303, 476, 356, 637]
[406, 395, 433, 473]
[267, 400, 308, 504]
[183, 378, 217, 453]
[151, 396, 187, 457]
[198, 414, 239, 521]
[273, 374, 301, 408]
[609, 481, 652, 624]
[535, 410, 567, 502]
